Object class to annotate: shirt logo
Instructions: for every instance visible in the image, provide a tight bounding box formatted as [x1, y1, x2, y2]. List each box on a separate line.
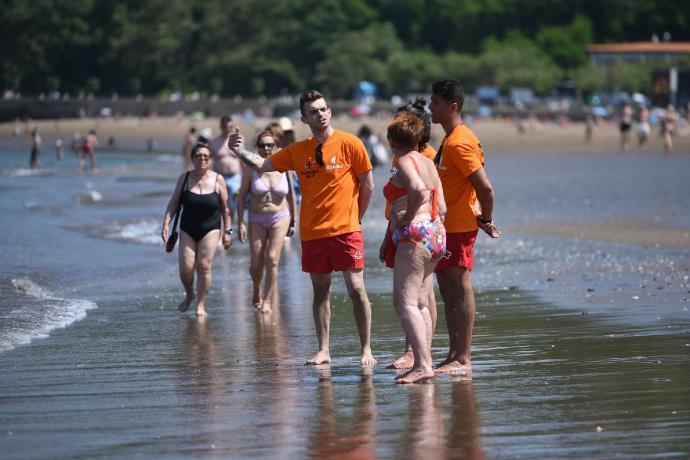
[353, 250, 362, 260]
[326, 155, 343, 170]
[302, 157, 320, 178]
[441, 250, 452, 260]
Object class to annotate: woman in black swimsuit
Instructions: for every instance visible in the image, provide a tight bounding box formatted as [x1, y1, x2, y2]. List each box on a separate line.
[162, 143, 233, 316]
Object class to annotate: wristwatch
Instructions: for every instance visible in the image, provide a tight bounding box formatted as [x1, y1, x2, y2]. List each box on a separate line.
[478, 216, 492, 225]
[224, 228, 234, 235]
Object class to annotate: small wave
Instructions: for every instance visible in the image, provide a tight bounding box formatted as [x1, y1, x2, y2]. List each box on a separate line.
[103, 218, 161, 245]
[1, 168, 53, 177]
[0, 278, 97, 353]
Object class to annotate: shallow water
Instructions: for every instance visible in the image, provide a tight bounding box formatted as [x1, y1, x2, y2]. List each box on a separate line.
[0, 146, 688, 458]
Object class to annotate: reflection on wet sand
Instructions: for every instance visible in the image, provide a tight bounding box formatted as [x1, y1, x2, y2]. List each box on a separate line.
[446, 381, 485, 459]
[308, 367, 377, 459]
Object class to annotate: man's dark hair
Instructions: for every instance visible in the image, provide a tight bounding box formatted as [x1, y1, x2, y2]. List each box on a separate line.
[396, 97, 431, 149]
[299, 90, 326, 116]
[432, 80, 465, 113]
[220, 114, 232, 126]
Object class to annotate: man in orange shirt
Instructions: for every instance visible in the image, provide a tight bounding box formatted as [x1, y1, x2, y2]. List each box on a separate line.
[429, 80, 501, 378]
[228, 90, 376, 367]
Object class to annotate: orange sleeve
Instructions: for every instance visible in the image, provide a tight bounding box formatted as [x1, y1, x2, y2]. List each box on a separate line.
[447, 141, 483, 178]
[350, 138, 372, 176]
[269, 144, 296, 172]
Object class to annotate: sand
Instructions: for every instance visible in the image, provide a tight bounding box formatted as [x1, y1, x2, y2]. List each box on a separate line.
[2, 115, 688, 155]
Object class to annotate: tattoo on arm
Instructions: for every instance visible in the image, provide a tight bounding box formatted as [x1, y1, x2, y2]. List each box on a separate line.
[237, 148, 263, 168]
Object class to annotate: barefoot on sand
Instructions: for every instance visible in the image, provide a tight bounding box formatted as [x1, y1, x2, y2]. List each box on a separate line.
[386, 350, 414, 369]
[434, 360, 472, 378]
[306, 351, 331, 365]
[395, 368, 434, 384]
[360, 350, 377, 367]
[196, 303, 207, 317]
[178, 294, 195, 312]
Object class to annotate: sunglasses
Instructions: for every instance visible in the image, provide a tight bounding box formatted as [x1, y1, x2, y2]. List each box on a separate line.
[195, 154, 211, 160]
[315, 143, 324, 166]
[257, 142, 276, 149]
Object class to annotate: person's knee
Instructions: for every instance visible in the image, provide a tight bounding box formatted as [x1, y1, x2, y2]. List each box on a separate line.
[196, 261, 212, 275]
[265, 253, 280, 271]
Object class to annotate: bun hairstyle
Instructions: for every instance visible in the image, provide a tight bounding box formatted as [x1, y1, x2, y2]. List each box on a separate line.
[387, 113, 424, 150]
[396, 97, 431, 149]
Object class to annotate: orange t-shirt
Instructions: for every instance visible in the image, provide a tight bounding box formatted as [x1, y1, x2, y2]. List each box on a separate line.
[384, 144, 437, 219]
[269, 129, 372, 241]
[436, 124, 485, 232]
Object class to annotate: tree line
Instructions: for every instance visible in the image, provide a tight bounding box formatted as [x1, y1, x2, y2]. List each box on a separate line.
[2, 0, 688, 99]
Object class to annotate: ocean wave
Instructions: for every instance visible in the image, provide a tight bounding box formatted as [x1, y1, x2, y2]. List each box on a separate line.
[0, 168, 53, 177]
[0, 278, 97, 353]
[103, 218, 161, 245]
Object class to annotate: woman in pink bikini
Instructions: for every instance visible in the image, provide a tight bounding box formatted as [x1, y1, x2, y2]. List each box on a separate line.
[237, 131, 297, 313]
[383, 114, 447, 384]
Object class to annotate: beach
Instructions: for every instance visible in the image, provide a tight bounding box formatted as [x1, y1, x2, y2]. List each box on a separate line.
[0, 119, 689, 459]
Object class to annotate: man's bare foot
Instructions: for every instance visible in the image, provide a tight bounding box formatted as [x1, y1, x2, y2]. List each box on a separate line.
[395, 367, 434, 384]
[260, 305, 272, 315]
[306, 350, 331, 365]
[434, 360, 472, 378]
[196, 303, 207, 317]
[178, 294, 195, 312]
[360, 349, 377, 367]
[386, 350, 414, 369]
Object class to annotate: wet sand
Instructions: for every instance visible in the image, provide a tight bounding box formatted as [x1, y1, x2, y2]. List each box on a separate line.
[1, 133, 689, 458]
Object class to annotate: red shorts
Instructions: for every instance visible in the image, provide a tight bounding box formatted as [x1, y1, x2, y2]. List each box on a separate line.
[435, 230, 477, 272]
[301, 231, 365, 274]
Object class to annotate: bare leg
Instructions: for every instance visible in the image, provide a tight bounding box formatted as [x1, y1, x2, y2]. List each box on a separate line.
[435, 266, 474, 378]
[435, 271, 457, 366]
[194, 229, 220, 316]
[387, 281, 436, 369]
[393, 242, 434, 384]
[343, 269, 376, 367]
[260, 218, 290, 313]
[248, 222, 268, 308]
[307, 273, 331, 365]
[177, 231, 196, 312]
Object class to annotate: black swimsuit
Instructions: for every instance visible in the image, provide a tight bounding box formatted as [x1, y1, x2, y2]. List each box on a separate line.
[180, 174, 221, 242]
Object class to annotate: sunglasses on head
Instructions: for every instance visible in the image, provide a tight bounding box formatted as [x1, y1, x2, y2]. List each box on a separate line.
[257, 142, 276, 149]
[315, 143, 324, 166]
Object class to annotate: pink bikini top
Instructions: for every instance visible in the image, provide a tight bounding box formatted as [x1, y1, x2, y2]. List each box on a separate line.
[251, 171, 289, 196]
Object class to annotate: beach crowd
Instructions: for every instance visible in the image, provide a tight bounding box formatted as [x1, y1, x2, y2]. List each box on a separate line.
[162, 79, 502, 384]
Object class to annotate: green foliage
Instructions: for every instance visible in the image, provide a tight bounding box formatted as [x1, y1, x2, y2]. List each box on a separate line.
[1, 0, 688, 97]
[537, 15, 593, 70]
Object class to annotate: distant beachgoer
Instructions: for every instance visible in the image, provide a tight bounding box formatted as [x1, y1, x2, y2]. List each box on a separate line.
[29, 128, 41, 169]
[636, 106, 650, 146]
[381, 97, 439, 371]
[229, 89, 376, 367]
[210, 115, 242, 225]
[161, 142, 233, 316]
[661, 105, 678, 154]
[72, 132, 82, 156]
[237, 131, 297, 313]
[358, 125, 388, 168]
[584, 115, 594, 143]
[620, 103, 633, 151]
[107, 136, 115, 150]
[383, 113, 447, 384]
[182, 127, 197, 171]
[80, 129, 98, 171]
[55, 138, 64, 160]
[277, 117, 301, 206]
[429, 79, 501, 379]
